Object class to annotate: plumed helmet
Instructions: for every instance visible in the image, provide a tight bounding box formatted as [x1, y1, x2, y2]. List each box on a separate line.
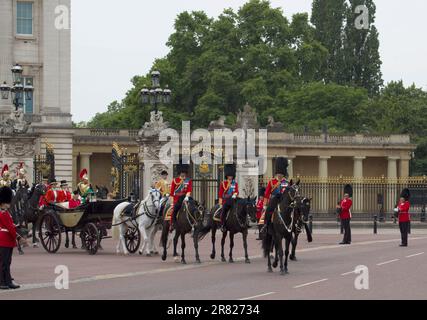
[0, 187, 13, 205]
[224, 164, 236, 179]
[275, 157, 289, 176]
[79, 169, 88, 181]
[344, 184, 353, 197]
[259, 187, 266, 197]
[400, 188, 410, 201]
[1, 165, 9, 177]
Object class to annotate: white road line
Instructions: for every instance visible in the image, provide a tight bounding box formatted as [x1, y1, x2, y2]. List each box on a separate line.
[293, 279, 328, 289]
[239, 292, 276, 301]
[406, 252, 424, 258]
[376, 259, 399, 266]
[341, 271, 356, 276]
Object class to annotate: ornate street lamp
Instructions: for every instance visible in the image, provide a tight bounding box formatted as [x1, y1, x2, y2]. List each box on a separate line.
[1, 64, 34, 111]
[140, 70, 171, 114]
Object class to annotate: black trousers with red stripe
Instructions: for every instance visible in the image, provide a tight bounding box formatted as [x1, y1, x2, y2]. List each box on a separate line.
[0, 247, 13, 286]
[399, 221, 409, 246]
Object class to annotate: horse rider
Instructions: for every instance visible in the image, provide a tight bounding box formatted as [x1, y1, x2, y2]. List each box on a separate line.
[395, 188, 411, 247]
[45, 178, 61, 205]
[169, 163, 193, 232]
[256, 187, 265, 240]
[57, 180, 72, 203]
[77, 169, 94, 204]
[337, 184, 353, 245]
[0, 186, 20, 290]
[218, 164, 239, 232]
[0, 165, 12, 188]
[155, 170, 170, 217]
[11, 163, 29, 191]
[262, 157, 290, 230]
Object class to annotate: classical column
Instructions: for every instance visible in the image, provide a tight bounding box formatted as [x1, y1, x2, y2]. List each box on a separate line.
[287, 156, 296, 179]
[72, 152, 79, 189]
[318, 156, 331, 213]
[79, 152, 92, 179]
[387, 156, 399, 212]
[387, 157, 399, 179]
[353, 157, 366, 213]
[399, 158, 410, 179]
[266, 157, 273, 179]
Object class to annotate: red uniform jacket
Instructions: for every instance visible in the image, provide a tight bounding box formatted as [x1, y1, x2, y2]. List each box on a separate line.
[340, 198, 353, 220]
[0, 209, 17, 248]
[264, 178, 288, 205]
[57, 190, 72, 203]
[398, 201, 410, 223]
[256, 198, 264, 221]
[170, 177, 192, 204]
[45, 188, 60, 204]
[69, 199, 81, 209]
[38, 184, 50, 208]
[218, 180, 239, 204]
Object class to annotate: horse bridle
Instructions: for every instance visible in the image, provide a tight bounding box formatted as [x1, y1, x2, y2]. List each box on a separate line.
[142, 189, 161, 219]
[277, 186, 301, 233]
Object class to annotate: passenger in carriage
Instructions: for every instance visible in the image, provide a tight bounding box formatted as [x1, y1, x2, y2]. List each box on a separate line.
[57, 180, 72, 203]
[69, 191, 82, 209]
[45, 179, 60, 205]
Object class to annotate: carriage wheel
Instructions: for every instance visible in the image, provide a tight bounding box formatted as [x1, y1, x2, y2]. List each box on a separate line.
[82, 223, 100, 255]
[125, 226, 141, 254]
[38, 212, 62, 254]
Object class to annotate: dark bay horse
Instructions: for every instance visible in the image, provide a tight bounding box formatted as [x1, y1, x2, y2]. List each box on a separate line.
[203, 198, 257, 264]
[262, 181, 300, 275]
[290, 197, 313, 261]
[160, 199, 210, 264]
[10, 187, 31, 254]
[25, 184, 47, 246]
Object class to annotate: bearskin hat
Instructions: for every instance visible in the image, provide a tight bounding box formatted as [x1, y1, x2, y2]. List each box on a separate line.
[224, 164, 236, 179]
[344, 184, 353, 197]
[48, 178, 57, 185]
[400, 188, 410, 201]
[176, 159, 190, 175]
[275, 157, 289, 176]
[0, 187, 13, 205]
[259, 187, 266, 197]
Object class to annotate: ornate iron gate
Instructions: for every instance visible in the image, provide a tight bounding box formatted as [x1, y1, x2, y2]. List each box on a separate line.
[191, 163, 223, 210]
[33, 143, 55, 183]
[112, 143, 141, 200]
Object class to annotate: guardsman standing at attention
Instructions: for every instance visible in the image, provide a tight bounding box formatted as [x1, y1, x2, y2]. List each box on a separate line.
[218, 164, 239, 231]
[256, 187, 266, 240]
[395, 188, 411, 247]
[169, 163, 192, 232]
[337, 184, 353, 245]
[0, 187, 20, 290]
[0, 165, 12, 188]
[262, 157, 290, 229]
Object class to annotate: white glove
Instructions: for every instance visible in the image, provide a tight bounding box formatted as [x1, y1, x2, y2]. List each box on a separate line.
[232, 194, 237, 199]
[184, 196, 189, 202]
[165, 194, 170, 198]
[394, 208, 399, 213]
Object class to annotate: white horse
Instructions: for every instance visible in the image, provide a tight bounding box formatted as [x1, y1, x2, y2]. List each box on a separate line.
[112, 188, 162, 256]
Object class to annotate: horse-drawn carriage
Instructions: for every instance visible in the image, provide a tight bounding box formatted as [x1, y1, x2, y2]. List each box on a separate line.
[38, 199, 141, 255]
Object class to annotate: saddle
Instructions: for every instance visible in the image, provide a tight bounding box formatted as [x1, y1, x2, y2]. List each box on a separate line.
[121, 201, 141, 219]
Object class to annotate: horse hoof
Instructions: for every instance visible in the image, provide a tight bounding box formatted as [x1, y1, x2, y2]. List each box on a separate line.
[280, 271, 286, 276]
[181, 260, 187, 265]
[210, 253, 215, 260]
[153, 251, 159, 255]
[65, 243, 69, 249]
[272, 262, 278, 269]
[229, 258, 234, 264]
[221, 257, 226, 263]
[290, 256, 297, 261]
[161, 254, 167, 261]
[174, 256, 180, 263]
[73, 246, 78, 250]
[32, 243, 39, 248]
[146, 253, 152, 257]
[124, 252, 129, 256]
[268, 268, 273, 273]
[18, 251, 24, 256]
[139, 251, 143, 255]
[245, 259, 251, 264]
[195, 259, 201, 264]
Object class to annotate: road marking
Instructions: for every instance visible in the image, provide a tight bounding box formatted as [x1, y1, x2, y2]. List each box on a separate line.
[293, 279, 328, 289]
[376, 259, 399, 266]
[239, 292, 276, 301]
[341, 271, 356, 276]
[406, 252, 424, 258]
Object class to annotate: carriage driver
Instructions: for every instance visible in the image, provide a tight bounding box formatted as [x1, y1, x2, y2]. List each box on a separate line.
[169, 163, 193, 232]
[218, 164, 239, 232]
[262, 157, 290, 229]
[0, 165, 12, 188]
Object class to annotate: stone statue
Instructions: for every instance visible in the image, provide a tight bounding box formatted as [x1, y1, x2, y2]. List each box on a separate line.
[139, 111, 169, 138]
[209, 116, 227, 130]
[0, 110, 31, 135]
[235, 103, 259, 130]
[266, 116, 284, 132]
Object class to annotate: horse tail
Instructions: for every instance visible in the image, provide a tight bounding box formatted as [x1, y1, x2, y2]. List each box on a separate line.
[196, 223, 212, 242]
[262, 228, 273, 258]
[304, 223, 313, 243]
[160, 220, 169, 248]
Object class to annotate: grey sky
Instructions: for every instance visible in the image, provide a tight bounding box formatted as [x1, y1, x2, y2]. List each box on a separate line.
[71, 0, 427, 123]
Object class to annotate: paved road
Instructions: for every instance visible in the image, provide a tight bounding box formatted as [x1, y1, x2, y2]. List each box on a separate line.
[1, 228, 427, 300]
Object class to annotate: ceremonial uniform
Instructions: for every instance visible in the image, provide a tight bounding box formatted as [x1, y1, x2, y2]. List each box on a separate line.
[0, 187, 19, 290]
[218, 164, 239, 227]
[0, 165, 12, 188]
[256, 187, 265, 240]
[155, 176, 171, 197]
[338, 184, 353, 245]
[262, 158, 289, 227]
[396, 189, 411, 247]
[77, 169, 93, 204]
[11, 164, 29, 191]
[45, 179, 60, 205]
[57, 180, 72, 203]
[170, 164, 192, 229]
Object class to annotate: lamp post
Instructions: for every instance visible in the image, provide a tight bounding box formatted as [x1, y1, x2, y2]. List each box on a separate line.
[1, 64, 34, 112]
[139, 71, 171, 114]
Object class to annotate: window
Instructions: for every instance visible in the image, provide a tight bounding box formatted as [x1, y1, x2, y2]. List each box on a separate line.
[17, 2, 33, 35]
[17, 77, 34, 114]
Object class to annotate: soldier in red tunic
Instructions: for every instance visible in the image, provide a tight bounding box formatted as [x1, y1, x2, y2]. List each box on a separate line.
[57, 180, 72, 203]
[169, 163, 192, 232]
[337, 184, 353, 245]
[262, 157, 290, 228]
[395, 188, 411, 247]
[45, 179, 60, 205]
[0, 187, 20, 290]
[218, 164, 239, 231]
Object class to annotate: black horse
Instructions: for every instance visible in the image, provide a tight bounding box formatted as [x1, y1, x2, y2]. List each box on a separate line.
[25, 183, 47, 246]
[160, 199, 209, 264]
[262, 181, 301, 275]
[290, 197, 313, 261]
[10, 187, 31, 254]
[202, 197, 257, 264]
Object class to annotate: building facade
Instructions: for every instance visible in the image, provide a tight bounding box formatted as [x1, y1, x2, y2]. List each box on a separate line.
[0, 0, 73, 185]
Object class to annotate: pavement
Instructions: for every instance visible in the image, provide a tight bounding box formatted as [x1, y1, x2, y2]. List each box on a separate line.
[1, 228, 427, 300]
